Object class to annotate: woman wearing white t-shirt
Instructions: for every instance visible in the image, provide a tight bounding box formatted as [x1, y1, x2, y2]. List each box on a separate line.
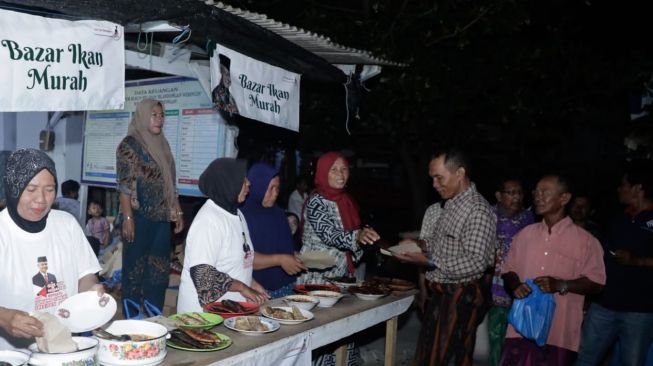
[0, 149, 101, 350]
[177, 158, 269, 313]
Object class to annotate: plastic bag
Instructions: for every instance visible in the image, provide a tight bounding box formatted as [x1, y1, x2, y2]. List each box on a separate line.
[507, 278, 556, 347]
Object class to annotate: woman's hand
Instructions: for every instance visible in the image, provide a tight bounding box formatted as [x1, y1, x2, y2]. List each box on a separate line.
[122, 217, 135, 242]
[0, 308, 44, 338]
[357, 227, 380, 245]
[174, 215, 184, 234]
[230, 281, 269, 305]
[278, 254, 307, 275]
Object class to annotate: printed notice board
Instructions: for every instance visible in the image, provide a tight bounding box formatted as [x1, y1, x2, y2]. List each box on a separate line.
[81, 76, 237, 196]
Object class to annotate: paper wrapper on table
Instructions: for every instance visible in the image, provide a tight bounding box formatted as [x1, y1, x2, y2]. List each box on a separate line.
[387, 242, 423, 254]
[298, 251, 337, 269]
[164, 288, 179, 316]
[169, 273, 181, 288]
[33, 312, 77, 353]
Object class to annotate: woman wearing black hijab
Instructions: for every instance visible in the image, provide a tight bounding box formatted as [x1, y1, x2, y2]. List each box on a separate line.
[177, 158, 269, 313]
[0, 149, 101, 350]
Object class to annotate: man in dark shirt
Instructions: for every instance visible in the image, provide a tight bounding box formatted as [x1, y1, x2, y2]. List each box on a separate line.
[577, 160, 653, 366]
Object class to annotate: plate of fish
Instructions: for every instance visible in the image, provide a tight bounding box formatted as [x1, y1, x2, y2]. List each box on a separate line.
[260, 306, 314, 325]
[348, 283, 392, 300]
[169, 312, 223, 329]
[223, 316, 280, 336]
[203, 299, 259, 318]
[325, 276, 361, 289]
[167, 328, 231, 352]
[293, 284, 341, 294]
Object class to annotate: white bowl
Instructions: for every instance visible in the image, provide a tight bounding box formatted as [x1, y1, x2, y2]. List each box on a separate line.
[0, 350, 29, 365]
[28, 337, 98, 366]
[97, 320, 169, 366]
[283, 295, 319, 311]
[308, 290, 344, 308]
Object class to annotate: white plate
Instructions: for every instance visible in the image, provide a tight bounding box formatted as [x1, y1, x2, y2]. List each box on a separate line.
[330, 281, 362, 289]
[388, 242, 422, 254]
[0, 350, 29, 365]
[55, 291, 117, 332]
[260, 306, 314, 325]
[223, 316, 280, 336]
[353, 292, 388, 300]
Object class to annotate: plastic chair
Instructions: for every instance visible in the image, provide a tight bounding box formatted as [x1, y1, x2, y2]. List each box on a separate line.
[123, 298, 144, 319]
[122, 298, 162, 319]
[144, 299, 162, 317]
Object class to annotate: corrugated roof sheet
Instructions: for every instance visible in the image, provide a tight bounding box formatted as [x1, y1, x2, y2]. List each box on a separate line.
[203, 1, 407, 67]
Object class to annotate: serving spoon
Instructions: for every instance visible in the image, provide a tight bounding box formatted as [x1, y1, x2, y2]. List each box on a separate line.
[93, 328, 131, 341]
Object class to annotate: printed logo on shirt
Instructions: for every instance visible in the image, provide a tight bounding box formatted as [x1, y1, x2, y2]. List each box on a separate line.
[32, 256, 67, 311]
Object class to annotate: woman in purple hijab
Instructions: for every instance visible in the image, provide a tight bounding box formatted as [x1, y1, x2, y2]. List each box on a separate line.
[241, 162, 306, 298]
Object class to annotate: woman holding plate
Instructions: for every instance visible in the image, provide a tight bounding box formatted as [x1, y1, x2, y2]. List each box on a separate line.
[298, 152, 380, 284]
[0, 149, 101, 350]
[297, 151, 380, 366]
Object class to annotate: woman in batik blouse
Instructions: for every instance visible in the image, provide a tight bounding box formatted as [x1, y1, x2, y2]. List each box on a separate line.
[116, 99, 184, 314]
[298, 152, 380, 283]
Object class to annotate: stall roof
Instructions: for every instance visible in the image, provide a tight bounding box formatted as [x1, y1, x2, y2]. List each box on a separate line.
[0, 0, 405, 83]
[204, 1, 406, 67]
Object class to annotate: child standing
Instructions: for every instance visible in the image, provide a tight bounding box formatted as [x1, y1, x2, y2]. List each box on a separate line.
[86, 201, 110, 247]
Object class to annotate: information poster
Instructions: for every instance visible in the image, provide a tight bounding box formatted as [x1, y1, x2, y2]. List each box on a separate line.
[82, 76, 236, 196]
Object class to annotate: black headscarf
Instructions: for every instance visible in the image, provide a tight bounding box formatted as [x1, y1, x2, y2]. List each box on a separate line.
[3, 149, 58, 233]
[199, 158, 247, 215]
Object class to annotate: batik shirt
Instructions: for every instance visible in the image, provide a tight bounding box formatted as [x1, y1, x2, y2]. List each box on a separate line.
[116, 136, 172, 222]
[424, 184, 497, 283]
[298, 193, 363, 284]
[491, 206, 534, 307]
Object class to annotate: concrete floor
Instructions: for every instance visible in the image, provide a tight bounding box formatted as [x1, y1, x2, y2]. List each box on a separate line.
[358, 307, 490, 366]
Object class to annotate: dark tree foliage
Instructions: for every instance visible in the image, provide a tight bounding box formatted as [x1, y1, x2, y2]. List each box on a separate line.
[228, 1, 653, 229]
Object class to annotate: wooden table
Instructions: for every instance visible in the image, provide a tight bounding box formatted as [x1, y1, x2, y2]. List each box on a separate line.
[160, 290, 416, 366]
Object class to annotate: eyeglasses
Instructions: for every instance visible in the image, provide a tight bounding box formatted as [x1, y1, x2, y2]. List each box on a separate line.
[531, 189, 557, 198]
[501, 190, 524, 196]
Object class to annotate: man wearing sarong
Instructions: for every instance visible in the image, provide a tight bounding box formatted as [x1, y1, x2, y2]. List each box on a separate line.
[395, 147, 496, 366]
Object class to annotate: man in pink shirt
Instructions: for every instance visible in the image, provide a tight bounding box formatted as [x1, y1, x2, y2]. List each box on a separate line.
[500, 174, 606, 365]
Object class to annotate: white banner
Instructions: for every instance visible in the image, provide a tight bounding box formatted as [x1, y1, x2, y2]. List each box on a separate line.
[0, 8, 125, 111]
[211, 44, 300, 131]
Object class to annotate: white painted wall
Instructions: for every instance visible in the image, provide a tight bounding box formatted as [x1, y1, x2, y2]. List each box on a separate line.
[0, 112, 17, 151]
[0, 111, 84, 184]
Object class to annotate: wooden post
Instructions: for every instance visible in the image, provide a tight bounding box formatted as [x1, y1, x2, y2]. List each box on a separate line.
[385, 316, 398, 366]
[335, 344, 347, 366]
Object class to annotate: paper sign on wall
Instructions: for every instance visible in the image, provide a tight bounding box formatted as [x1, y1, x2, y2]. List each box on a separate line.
[211, 44, 301, 131]
[0, 8, 125, 111]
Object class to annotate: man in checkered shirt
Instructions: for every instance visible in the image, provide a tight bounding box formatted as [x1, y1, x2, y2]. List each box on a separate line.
[394, 147, 496, 366]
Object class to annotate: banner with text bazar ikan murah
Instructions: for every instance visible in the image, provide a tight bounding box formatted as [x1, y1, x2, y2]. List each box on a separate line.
[0, 9, 124, 111]
[211, 44, 300, 131]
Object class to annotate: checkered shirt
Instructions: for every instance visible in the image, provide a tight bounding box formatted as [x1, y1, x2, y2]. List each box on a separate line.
[424, 183, 497, 283]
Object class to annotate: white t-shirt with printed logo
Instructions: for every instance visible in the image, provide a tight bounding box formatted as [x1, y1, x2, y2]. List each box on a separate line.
[0, 209, 101, 350]
[177, 200, 255, 313]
